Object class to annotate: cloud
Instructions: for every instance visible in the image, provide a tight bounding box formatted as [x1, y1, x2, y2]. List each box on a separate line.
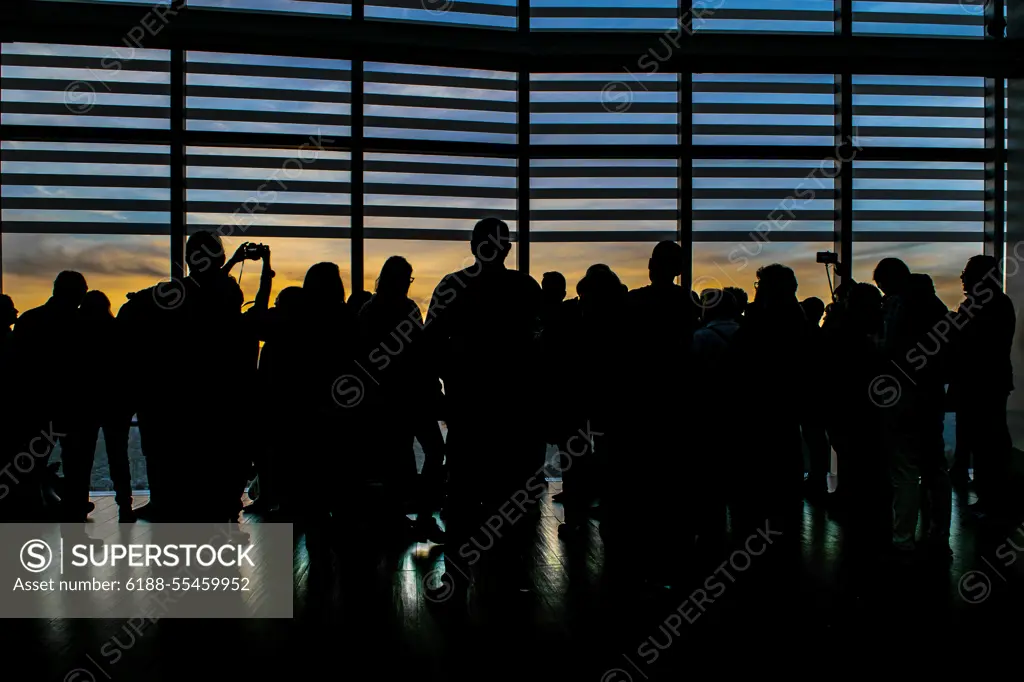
[2, 234, 167, 280]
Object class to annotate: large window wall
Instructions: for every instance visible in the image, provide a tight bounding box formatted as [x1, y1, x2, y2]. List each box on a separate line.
[30, 0, 994, 37]
[0, 0, 1014, 316]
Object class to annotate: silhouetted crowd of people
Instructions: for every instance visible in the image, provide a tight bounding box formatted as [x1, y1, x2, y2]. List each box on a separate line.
[0, 218, 1016, 579]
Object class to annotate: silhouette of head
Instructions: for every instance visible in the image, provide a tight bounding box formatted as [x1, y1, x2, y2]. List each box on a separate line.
[80, 290, 113, 321]
[649, 241, 683, 286]
[702, 289, 738, 322]
[275, 286, 306, 313]
[542, 272, 567, 303]
[376, 256, 413, 298]
[186, 230, 226, 279]
[348, 290, 372, 313]
[470, 217, 511, 269]
[0, 294, 17, 329]
[303, 262, 346, 306]
[52, 271, 88, 308]
[909, 272, 936, 298]
[754, 264, 798, 305]
[962, 254, 1000, 295]
[578, 264, 625, 306]
[723, 287, 747, 319]
[800, 297, 825, 325]
[872, 257, 911, 296]
[846, 282, 883, 334]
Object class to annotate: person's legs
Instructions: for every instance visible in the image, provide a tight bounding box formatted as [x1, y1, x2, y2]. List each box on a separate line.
[890, 441, 921, 551]
[102, 413, 134, 514]
[802, 419, 830, 496]
[919, 411, 951, 547]
[971, 392, 1013, 512]
[60, 421, 99, 521]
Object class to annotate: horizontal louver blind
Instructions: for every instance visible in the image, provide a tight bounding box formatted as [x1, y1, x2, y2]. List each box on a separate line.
[530, 73, 678, 145]
[530, 0, 679, 30]
[364, 63, 516, 144]
[693, 0, 835, 33]
[1, 142, 170, 234]
[852, 75, 984, 148]
[186, 52, 351, 136]
[853, 161, 985, 236]
[190, 0, 352, 17]
[366, 0, 515, 29]
[530, 159, 677, 240]
[692, 74, 834, 145]
[852, 0, 985, 37]
[364, 153, 516, 239]
[693, 160, 834, 234]
[186, 147, 351, 236]
[1, 43, 170, 129]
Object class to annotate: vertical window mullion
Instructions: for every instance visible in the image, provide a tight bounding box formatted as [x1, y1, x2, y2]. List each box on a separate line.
[517, 69, 529, 276]
[680, 68, 692, 290]
[171, 47, 185, 281]
[351, 57, 364, 294]
[986, 77, 1006, 266]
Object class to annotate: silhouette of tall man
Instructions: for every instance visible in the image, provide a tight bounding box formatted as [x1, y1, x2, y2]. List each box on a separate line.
[11, 272, 88, 515]
[426, 218, 542, 556]
[950, 255, 1016, 517]
[874, 258, 951, 555]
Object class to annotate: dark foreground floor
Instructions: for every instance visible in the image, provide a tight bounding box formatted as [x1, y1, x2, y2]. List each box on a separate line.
[3, 482, 1023, 682]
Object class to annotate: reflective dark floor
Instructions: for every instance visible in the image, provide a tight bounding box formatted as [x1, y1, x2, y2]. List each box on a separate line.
[3, 481, 1023, 682]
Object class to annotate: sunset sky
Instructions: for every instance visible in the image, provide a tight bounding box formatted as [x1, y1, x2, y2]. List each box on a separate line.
[1, 1, 993, 316]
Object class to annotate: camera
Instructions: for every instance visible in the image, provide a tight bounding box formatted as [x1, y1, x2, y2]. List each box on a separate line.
[816, 251, 839, 265]
[242, 242, 269, 260]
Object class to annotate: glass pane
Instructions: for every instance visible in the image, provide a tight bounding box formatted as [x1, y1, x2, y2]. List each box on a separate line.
[2, 233, 170, 314]
[365, 239, 518, 315]
[530, 159, 677, 238]
[2, 141, 170, 235]
[365, 153, 516, 236]
[531, 242, 659, 293]
[693, 240, 835, 304]
[186, 146, 351, 235]
[851, 241, 981, 309]
[190, 0, 352, 17]
[365, 65, 515, 144]
[693, 0, 835, 34]
[1, 43, 170, 129]
[366, 0, 515, 29]
[219, 235, 352, 306]
[186, 52, 352, 137]
[852, 0, 984, 38]
[530, 0, 679, 30]
[693, 73, 835, 146]
[530, 73, 678, 145]
[693, 159, 835, 234]
[853, 161, 984, 234]
[852, 75, 984, 148]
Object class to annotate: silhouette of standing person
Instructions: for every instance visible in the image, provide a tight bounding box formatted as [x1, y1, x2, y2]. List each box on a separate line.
[874, 259, 951, 556]
[358, 256, 446, 541]
[822, 283, 889, 553]
[11, 271, 89, 517]
[425, 218, 542, 583]
[949, 255, 1015, 518]
[621, 241, 695, 579]
[247, 285, 305, 516]
[60, 291, 136, 522]
[799, 296, 830, 500]
[303, 261, 357, 523]
[566, 265, 627, 540]
[729, 264, 813, 538]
